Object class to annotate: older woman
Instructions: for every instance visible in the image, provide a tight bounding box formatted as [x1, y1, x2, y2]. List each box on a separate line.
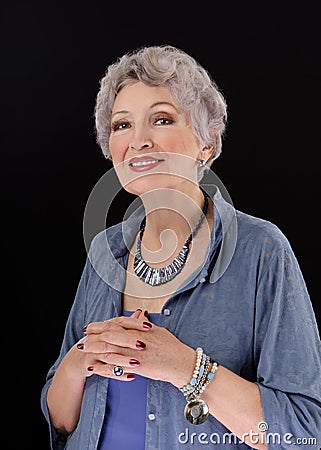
[41, 45, 321, 450]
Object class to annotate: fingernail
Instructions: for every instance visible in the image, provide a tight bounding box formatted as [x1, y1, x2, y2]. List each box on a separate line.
[82, 326, 87, 333]
[77, 343, 84, 350]
[87, 366, 94, 371]
[136, 308, 142, 312]
[143, 321, 152, 329]
[136, 340, 146, 349]
[129, 358, 140, 367]
[144, 310, 149, 317]
[127, 374, 136, 380]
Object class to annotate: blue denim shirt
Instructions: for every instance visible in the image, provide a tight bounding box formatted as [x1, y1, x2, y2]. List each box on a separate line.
[40, 185, 321, 449]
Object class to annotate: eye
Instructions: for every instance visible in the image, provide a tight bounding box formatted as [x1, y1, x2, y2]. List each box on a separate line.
[154, 117, 174, 126]
[111, 120, 130, 131]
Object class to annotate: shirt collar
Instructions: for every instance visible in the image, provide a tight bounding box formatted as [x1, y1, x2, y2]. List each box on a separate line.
[102, 184, 237, 289]
[108, 184, 236, 278]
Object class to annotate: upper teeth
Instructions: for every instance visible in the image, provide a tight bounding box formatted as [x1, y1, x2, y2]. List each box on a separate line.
[130, 159, 160, 167]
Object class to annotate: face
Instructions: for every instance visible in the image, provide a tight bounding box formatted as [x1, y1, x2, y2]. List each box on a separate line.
[109, 81, 209, 196]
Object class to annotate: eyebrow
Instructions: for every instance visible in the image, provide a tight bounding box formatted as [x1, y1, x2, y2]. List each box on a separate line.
[111, 101, 178, 119]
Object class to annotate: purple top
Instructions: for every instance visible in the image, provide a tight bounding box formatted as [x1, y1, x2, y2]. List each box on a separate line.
[98, 310, 160, 450]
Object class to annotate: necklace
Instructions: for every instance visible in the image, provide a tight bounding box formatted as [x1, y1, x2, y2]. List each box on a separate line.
[133, 189, 209, 286]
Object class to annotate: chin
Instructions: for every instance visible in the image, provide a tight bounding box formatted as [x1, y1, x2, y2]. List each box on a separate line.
[121, 173, 185, 197]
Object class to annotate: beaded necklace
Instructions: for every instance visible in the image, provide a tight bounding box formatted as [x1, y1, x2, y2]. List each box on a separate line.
[133, 189, 209, 286]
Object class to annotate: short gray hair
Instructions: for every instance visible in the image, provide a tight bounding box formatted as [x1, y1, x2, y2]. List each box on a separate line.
[94, 45, 227, 180]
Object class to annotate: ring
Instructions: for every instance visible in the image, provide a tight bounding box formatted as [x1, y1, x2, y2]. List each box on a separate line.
[113, 365, 124, 377]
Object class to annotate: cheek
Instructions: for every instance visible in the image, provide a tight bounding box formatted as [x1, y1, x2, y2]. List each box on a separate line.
[164, 129, 200, 157]
[109, 136, 127, 162]
[159, 133, 188, 153]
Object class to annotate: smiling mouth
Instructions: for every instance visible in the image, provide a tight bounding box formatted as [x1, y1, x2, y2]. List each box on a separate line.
[129, 159, 165, 167]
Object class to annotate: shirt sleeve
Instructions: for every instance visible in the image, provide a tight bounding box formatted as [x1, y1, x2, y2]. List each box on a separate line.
[40, 256, 91, 450]
[254, 239, 321, 449]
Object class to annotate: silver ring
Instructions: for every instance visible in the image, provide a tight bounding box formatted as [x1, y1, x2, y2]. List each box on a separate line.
[113, 365, 124, 377]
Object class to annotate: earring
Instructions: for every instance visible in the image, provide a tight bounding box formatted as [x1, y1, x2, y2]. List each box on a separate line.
[199, 159, 206, 167]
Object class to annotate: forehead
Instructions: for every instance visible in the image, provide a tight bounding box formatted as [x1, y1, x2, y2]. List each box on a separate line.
[112, 81, 177, 112]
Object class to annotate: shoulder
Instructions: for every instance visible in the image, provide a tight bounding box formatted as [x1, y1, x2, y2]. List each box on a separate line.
[229, 210, 307, 296]
[88, 221, 127, 265]
[212, 185, 292, 259]
[235, 209, 294, 259]
[89, 204, 144, 262]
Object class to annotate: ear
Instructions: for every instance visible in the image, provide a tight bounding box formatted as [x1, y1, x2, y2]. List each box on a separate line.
[202, 145, 215, 163]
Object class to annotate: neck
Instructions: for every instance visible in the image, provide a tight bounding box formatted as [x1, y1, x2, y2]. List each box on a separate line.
[139, 185, 209, 253]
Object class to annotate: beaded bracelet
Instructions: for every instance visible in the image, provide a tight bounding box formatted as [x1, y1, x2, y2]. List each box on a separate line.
[188, 355, 211, 399]
[180, 347, 219, 425]
[192, 360, 219, 398]
[179, 347, 204, 396]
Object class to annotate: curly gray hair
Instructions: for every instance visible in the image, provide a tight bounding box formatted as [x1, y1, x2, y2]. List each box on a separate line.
[94, 45, 227, 179]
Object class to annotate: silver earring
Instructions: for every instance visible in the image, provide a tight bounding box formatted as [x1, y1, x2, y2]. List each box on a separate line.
[199, 159, 206, 167]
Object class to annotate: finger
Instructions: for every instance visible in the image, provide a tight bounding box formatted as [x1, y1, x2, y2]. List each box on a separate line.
[98, 353, 141, 369]
[85, 316, 153, 334]
[81, 329, 147, 352]
[77, 340, 124, 354]
[131, 308, 143, 319]
[86, 362, 136, 381]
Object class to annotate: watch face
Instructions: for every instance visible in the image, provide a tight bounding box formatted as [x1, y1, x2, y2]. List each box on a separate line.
[184, 399, 209, 425]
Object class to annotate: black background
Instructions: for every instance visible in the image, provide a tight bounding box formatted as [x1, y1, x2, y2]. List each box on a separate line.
[2, 2, 320, 449]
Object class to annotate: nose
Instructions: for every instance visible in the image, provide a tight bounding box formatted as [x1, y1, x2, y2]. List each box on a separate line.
[129, 140, 153, 151]
[129, 126, 153, 151]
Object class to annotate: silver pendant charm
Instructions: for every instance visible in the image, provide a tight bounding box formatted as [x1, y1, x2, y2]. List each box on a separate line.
[184, 399, 209, 425]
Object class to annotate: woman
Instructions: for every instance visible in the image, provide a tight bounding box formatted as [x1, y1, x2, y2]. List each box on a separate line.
[41, 45, 321, 450]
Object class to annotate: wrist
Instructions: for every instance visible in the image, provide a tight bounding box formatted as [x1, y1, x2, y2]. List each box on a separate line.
[178, 347, 220, 425]
[170, 345, 196, 389]
[62, 345, 88, 383]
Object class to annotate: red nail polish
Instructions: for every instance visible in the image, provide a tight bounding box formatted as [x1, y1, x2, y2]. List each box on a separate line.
[82, 326, 87, 333]
[127, 374, 136, 380]
[87, 366, 94, 371]
[143, 321, 152, 329]
[143, 310, 149, 317]
[136, 340, 146, 349]
[77, 343, 84, 350]
[129, 358, 140, 367]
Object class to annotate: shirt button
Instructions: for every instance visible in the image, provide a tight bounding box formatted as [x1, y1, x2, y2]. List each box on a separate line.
[148, 413, 156, 421]
[200, 277, 206, 283]
[163, 309, 171, 316]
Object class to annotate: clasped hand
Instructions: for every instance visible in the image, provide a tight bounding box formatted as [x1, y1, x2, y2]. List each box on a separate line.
[75, 309, 194, 388]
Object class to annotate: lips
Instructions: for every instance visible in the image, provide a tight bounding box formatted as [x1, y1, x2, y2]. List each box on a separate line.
[128, 155, 165, 172]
